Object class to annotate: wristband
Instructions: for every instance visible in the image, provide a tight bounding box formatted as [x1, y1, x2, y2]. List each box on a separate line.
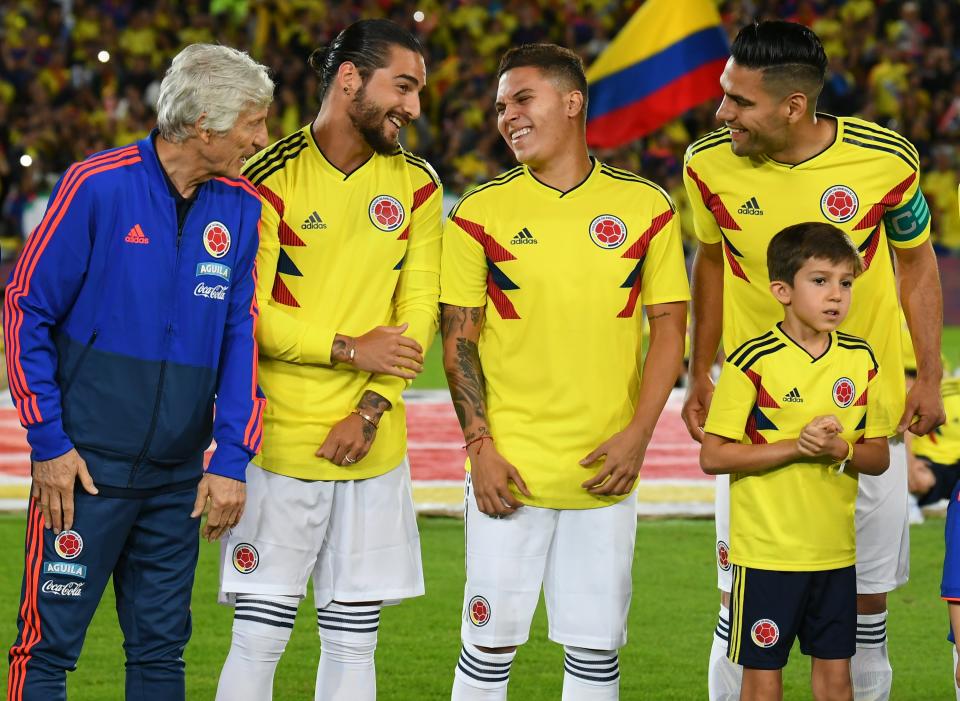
[352, 408, 378, 429]
[463, 435, 493, 451]
[836, 440, 854, 472]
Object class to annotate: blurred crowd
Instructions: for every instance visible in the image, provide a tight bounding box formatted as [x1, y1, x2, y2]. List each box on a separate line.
[1, 0, 959, 254]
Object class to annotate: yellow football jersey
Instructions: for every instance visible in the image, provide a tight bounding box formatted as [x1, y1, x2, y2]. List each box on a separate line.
[705, 325, 888, 571]
[440, 160, 690, 509]
[243, 125, 442, 480]
[912, 378, 960, 466]
[684, 116, 931, 436]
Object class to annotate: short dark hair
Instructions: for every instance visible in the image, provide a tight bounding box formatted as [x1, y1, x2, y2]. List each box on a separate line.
[308, 19, 423, 98]
[731, 21, 827, 101]
[767, 222, 863, 284]
[497, 43, 588, 114]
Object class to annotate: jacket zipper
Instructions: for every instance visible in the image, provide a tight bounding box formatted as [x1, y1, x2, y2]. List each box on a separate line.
[128, 204, 188, 485]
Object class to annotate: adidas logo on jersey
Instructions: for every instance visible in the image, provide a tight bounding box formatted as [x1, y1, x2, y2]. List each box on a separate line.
[301, 211, 327, 230]
[782, 387, 803, 403]
[738, 197, 764, 215]
[510, 227, 538, 245]
[124, 224, 150, 244]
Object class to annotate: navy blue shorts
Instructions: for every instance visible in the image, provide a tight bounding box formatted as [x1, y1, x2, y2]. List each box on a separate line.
[728, 564, 856, 669]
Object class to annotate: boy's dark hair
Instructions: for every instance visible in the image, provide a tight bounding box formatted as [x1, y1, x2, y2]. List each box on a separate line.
[308, 19, 423, 98]
[767, 222, 863, 284]
[731, 21, 827, 102]
[497, 44, 588, 116]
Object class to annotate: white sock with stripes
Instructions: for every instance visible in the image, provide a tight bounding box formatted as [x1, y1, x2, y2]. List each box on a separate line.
[315, 602, 380, 701]
[852, 611, 892, 701]
[708, 603, 742, 701]
[451, 642, 515, 700]
[561, 647, 620, 699]
[215, 594, 299, 701]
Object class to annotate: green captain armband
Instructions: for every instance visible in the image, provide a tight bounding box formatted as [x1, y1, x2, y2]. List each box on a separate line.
[883, 188, 931, 244]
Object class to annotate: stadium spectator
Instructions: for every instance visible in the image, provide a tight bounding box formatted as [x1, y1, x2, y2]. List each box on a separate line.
[4, 43, 272, 701]
[0, 1, 958, 253]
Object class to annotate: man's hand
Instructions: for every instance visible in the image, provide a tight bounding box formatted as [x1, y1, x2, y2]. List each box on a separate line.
[317, 413, 377, 466]
[797, 415, 843, 458]
[191, 473, 245, 542]
[338, 324, 424, 379]
[31, 448, 98, 534]
[898, 377, 946, 436]
[580, 427, 650, 495]
[470, 441, 531, 517]
[681, 376, 715, 443]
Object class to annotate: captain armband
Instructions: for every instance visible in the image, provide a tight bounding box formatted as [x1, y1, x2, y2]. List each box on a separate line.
[883, 188, 931, 244]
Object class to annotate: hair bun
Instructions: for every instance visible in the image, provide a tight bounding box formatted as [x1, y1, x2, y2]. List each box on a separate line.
[308, 47, 330, 72]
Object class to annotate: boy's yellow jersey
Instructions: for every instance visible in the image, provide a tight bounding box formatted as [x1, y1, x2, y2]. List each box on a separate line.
[705, 325, 888, 570]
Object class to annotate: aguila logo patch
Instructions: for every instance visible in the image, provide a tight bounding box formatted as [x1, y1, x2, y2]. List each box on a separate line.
[203, 221, 231, 258]
[232, 543, 259, 574]
[833, 377, 855, 408]
[468, 595, 491, 627]
[750, 619, 779, 648]
[820, 185, 859, 224]
[369, 195, 405, 232]
[589, 214, 628, 249]
[54, 530, 83, 560]
[716, 540, 731, 571]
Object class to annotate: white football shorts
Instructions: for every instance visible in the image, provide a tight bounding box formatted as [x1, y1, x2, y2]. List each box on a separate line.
[219, 459, 424, 609]
[460, 475, 638, 650]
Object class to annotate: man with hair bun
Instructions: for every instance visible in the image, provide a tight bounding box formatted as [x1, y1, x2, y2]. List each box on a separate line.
[5, 43, 273, 701]
[681, 20, 944, 701]
[215, 18, 442, 701]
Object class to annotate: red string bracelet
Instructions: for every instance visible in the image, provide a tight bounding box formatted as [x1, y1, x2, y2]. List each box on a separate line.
[463, 435, 493, 450]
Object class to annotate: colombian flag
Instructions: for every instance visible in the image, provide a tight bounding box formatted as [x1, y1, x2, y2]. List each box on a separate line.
[586, 0, 729, 148]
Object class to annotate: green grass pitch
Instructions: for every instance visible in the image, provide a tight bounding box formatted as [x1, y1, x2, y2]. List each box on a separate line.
[0, 515, 952, 699]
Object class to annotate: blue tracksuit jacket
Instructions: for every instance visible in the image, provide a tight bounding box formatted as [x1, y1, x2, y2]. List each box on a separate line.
[4, 133, 265, 487]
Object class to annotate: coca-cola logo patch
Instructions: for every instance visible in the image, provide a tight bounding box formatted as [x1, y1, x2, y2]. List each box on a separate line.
[194, 283, 229, 301]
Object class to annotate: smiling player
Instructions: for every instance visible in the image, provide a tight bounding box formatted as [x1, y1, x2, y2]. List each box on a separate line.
[215, 19, 442, 701]
[441, 44, 688, 700]
[681, 21, 944, 701]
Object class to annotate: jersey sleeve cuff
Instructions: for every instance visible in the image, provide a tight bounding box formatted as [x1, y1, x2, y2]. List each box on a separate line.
[27, 421, 75, 462]
[703, 424, 745, 441]
[206, 443, 252, 482]
[299, 326, 337, 366]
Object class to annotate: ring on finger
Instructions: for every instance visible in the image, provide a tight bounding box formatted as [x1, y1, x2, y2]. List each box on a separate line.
[344, 456, 356, 464]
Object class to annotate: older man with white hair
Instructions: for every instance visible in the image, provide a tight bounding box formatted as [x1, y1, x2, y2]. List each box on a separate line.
[4, 44, 273, 701]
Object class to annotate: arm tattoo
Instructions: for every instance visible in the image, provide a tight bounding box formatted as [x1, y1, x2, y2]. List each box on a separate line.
[331, 334, 350, 363]
[452, 338, 489, 442]
[441, 305, 490, 443]
[647, 311, 671, 321]
[356, 390, 390, 442]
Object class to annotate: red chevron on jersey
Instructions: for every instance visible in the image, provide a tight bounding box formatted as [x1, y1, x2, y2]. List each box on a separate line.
[853, 173, 916, 231]
[720, 233, 749, 282]
[258, 184, 306, 247]
[487, 275, 519, 319]
[453, 216, 516, 263]
[685, 165, 741, 231]
[412, 182, 438, 211]
[397, 225, 409, 241]
[271, 276, 300, 307]
[858, 226, 881, 270]
[616, 209, 675, 318]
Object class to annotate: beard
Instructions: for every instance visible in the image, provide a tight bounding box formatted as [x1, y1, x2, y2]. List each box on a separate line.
[348, 86, 401, 155]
